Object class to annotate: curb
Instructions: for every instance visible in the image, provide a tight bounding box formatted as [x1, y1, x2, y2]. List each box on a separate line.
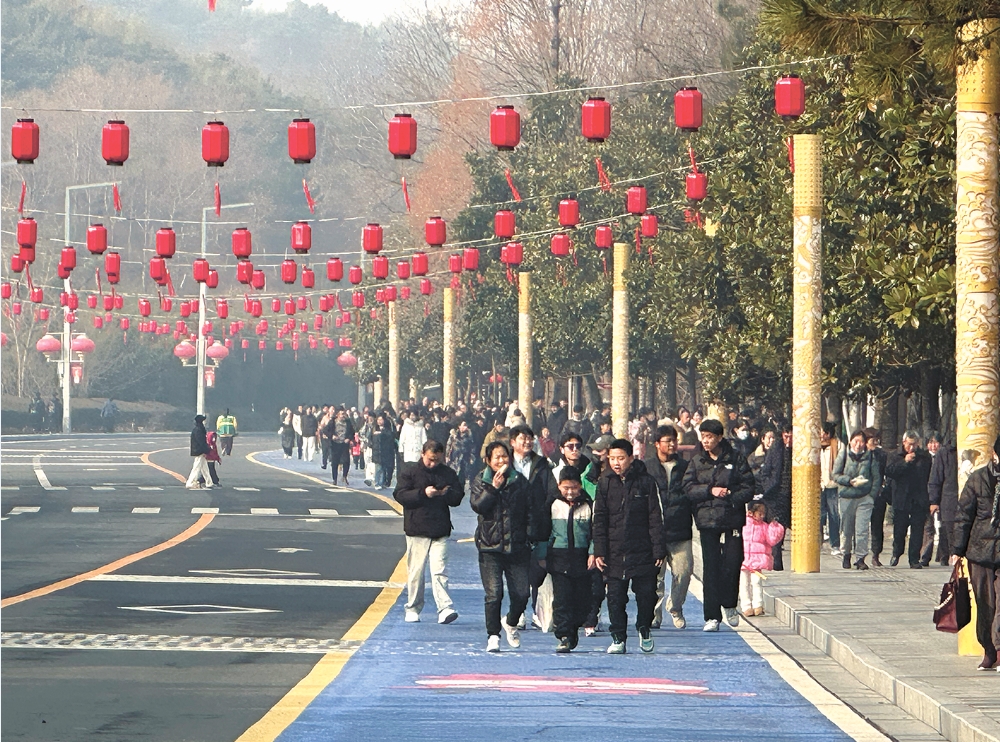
[762, 586, 1000, 742]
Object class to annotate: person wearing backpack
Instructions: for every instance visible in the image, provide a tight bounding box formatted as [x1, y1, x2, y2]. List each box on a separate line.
[833, 429, 882, 570]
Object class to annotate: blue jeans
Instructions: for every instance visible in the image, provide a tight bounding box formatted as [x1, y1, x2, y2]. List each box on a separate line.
[374, 464, 387, 487]
[821, 488, 841, 549]
[478, 550, 530, 637]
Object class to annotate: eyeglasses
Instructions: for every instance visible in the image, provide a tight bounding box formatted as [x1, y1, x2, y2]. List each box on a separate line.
[563, 443, 581, 450]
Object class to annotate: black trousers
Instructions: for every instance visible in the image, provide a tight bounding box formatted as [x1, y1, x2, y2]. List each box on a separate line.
[605, 573, 656, 641]
[551, 572, 592, 641]
[920, 515, 952, 565]
[320, 439, 332, 468]
[969, 562, 1000, 658]
[296, 434, 303, 459]
[583, 569, 605, 628]
[219, 436, 234, 456]
[871, 495, 889, 556]
[700, 528, 743, 621]
[772, 534, 785, 571]
[892, 508, 927, 566]
[329, 443, 350, 483]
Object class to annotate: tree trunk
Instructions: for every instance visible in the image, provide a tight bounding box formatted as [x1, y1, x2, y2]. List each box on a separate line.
[550, 0, 561, 78]
[687, 357, 698, 409]
[582, 372, 601, 411]
[919, 364, 941, 437]
[664, 363, 678, 413]
[880, 389, 900, 450]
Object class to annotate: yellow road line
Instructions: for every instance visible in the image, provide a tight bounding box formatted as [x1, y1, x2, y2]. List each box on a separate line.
[140, 447, 188, 482]
[235, 556, 407, 742]
[245, 450, 403, 513]
[1, 513, 215, 608]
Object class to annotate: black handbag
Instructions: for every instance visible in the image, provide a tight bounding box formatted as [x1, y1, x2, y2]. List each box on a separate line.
[933, 560, 972, 633]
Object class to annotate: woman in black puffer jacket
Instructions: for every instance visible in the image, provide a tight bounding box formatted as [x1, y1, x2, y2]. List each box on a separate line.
[952, 437, 1000, 671]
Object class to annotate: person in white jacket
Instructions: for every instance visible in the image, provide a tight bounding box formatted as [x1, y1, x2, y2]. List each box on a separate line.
[399, 413, 428, 463]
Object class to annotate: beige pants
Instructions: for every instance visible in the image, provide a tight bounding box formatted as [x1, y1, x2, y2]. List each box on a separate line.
[405, 535, 453, 615]
[185, 455, 211, 488]
[739, 569, 763, 613]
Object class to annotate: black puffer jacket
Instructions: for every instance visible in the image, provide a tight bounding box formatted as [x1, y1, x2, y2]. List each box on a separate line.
[392, 460, 464, 539]
[885, 448, 933, 513]
[682, 439, 755, 531]
[644, 455, 692, 543]
[190, 423, 209, 456]
[592, 460, 665, 580]
[929, 447, 960, 522]
[952, 463, 1000, 569]
[515, 451, 559, 538]
[470, 467, 533, 554]
[300, 413, 318, 437]
[758, 440, 791, 527]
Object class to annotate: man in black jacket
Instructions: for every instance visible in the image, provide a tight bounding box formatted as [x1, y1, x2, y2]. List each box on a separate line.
[393, 440, 465, 625]
[928, 442, 959, 566]
[185, 415, 213, 490]
[300, 407, 318, 462]
[645, 426, 693, 629]
[864, 428, 890, 566]
[324, 408, 355, 486]
[593, 439, 665, 654]
[682, 419, 755, 631]
[885, 431, 934, 568]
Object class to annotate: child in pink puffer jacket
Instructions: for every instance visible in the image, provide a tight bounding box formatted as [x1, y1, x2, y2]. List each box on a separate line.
[740, 502, 785, 616]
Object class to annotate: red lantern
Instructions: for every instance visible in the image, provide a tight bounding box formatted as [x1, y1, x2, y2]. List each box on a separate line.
[139, 298, 151, 317]
[241, 338, 250, 349]
[202, 121, 229, 166]
[494, 210, 516, 239]
[490, 105, 520, 151]
[412, 252, 429, 276]
[93, 315, 104, 329]
[156, 228, 176, 259]
[372, 255, 389, 280]
[420, 278, 432, 296]
[17, 218, 37, 249]
[626, 186, 647, 215]
[288, 118, 316, 164]
[502, 241, 523, 266]
[1, 283, 10, 299]
[775, 75, 806, 119]
[193, 258, 210, 283]
[250, 299, 262, 317]
[363, 223, 383, 254]
[387, 113, 417, 159]
[121, 317, 130, 330]
[397, 260, 411, 280]
[217, 299, 229, 319]
[375, 288, 386, 304]
[10, 254, 24, 273]
[352, 290, 365, 308]
[302, 267, 315, 289]
[58, 263, 72, 279]
[296, 296, 308, 310]
[550, 233, 570, 257]
[207, 269, 219, 289]
[39, 308, 50, 321]
[11, 119, 39, 164]
[232, 227, 252, 259]
[314, 313, 323, 330]
[237, 260, 253, 284]
[67, 293, 79, 310]
[105, 252, 121, 283]
[595, 225, 613, 249]
[87, 295, 98, 309]
[463, 247, 479, 272]
[61, 246, 77, 270]
[401, 286, 411, 300]
[102, 120, 129, 165]
[558, 199, 579, 228]
[326, 257, 344, 282]
[191, 298, 200, 312]
[425, 216, 446, 247]
[641, 213, 659, 238]
[87, 224, 108, 255]
[349, 265, 363, 285]
[285, 299, 296, 316]
[19, 244, 35, 265]
[180, 301, 192, 318]
[291, 221, 311, 254]
[30, 287, 43, 303]
[12, 301, 22, 315]
[581, 97, 611, 143]
[385, 285, 397, 302]
[271, 298, 282, 313]
[150, 257, 167, 284]
[114, 294, 124, 310]
[674, 87, 703, 132]
[448, 253, 462, 273]
[252, 270, 266, 290]
[686, 171, 707, 201]
[281, 259, 298, 284]
[319, 295, 330, 312]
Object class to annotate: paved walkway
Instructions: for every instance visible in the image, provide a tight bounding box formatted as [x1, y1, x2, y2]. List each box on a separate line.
[748, 547, 1000, 742]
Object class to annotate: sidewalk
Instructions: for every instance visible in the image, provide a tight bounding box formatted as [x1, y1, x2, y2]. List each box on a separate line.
[745, 548, 1000, 742]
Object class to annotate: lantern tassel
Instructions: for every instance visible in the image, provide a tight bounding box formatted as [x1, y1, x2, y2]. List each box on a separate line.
[113, 183, 122, 213]
[303, 179, 316, 213]
[165, 268, 176, 297]
[688, 145, 699, 173]
[595, 157, 612, 192]
[18, 180, 26, 214]
[504, 169, 522, 202]
[786, 137, 795, 173]
[208, 0, 217, 10]
[401, 177, 411, 213]
[603, 256, 608, 276]
[635, 227, 641, 254]
[95, 267, 103, 297]
[24, 264, 34, 292]
[214, 182, 222, 217]
[424, 301, 430, 317]
[648, 245, 654, 266]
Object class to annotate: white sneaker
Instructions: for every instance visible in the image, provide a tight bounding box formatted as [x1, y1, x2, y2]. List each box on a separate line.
[531, 615, 544, 630]
[831, 547, 843, 557]
[185, 484, 201, 490]
[516, 615, 526, 630]
[502, 618, 521, 648]
[438, 609, 458, 625]
[584, 627, 596, 637]
[606, 639, 626, 654]
[404, 610, 420, 623]
[670, 611, 687, 629]
[703, 619, 720, 632]
[486, 635, 501, 653]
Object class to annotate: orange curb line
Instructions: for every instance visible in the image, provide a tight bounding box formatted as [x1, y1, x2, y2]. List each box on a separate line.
[140, 447, 188, 482]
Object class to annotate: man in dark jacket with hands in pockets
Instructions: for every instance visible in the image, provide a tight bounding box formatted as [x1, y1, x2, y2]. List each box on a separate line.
[593, 439, 665, 655]
[393, 440, 464, 625]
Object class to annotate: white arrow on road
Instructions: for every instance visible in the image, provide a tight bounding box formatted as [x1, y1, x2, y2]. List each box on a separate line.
[267, 548, 312, 554]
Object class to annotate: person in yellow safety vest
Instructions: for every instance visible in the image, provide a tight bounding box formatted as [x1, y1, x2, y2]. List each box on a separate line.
[216, 409, 238, 456]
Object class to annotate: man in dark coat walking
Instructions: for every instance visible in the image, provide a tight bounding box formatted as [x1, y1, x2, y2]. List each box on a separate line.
[593, 439, 665, 654]
[393, 440, 464, 625]
[185, 415, 212, 489]
[927, 439, 959, 565]
[758, 424, 793, 570]
[885, 431, 933, 568]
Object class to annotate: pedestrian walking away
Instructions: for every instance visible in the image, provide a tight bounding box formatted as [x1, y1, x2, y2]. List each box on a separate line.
[929, 439, 961, 566]
[99, 397, 118, 434]
[185, 415, 213, 489]
[393, 440, 464, 626]
[279, 412, 296, 459]
[215, 409, 237, 455]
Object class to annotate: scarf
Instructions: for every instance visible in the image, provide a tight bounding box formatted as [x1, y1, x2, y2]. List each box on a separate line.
[990, 460, 1000, 530]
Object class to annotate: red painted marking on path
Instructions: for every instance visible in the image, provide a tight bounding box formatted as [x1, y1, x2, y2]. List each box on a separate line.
[412, 674, 747, 696]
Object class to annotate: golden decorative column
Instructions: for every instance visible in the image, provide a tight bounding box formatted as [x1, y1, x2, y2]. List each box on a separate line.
[442, 287, 456, 408]
[791, 134, 823, 574]
[955, 18, 1000, 655]
[387, 300, 399, 412]
[518, 271, 534, 428]
[611, 242, 629, 438]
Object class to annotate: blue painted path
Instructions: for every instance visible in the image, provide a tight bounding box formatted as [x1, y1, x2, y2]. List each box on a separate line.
[264, 455, 854, 741]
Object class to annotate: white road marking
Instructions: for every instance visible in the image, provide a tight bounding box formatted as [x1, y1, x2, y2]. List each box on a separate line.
[298, 518, 323, 522]
[93, 574, 399, 588]
[132, 507, 161, 514]
[325, 487, 348, 493]
[0, 462, 147, 466]
[267, 547, 311, 554]
[251, 508, 280, 515]
[8, 507, 40, 514]
[281, 487, 308, 492]
[366, 510, 400, 517]
[72, 507, 100, 513]
[308, 509, 340, 516]
[138, 486, 163, 491]
[91, 486, 115, 491]
[234, 487, 260, 491]
[119, 604, 281, 615]
[84, 468, 116, 471]
[189, 568, 320, 578]
[191, 507, 220, 514]
[32, 457, 66, 491]
[1, 486, 21, 490]
[1, 631, 357, 654]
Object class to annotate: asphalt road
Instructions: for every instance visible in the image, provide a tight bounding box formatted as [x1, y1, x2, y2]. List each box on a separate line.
[1, 432, 404, 742]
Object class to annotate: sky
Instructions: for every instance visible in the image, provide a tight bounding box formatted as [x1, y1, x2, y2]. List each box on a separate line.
[247, 0, 433, 26]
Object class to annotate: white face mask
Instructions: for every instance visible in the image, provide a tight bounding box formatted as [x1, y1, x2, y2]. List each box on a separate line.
[737, 430, 749, 440]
